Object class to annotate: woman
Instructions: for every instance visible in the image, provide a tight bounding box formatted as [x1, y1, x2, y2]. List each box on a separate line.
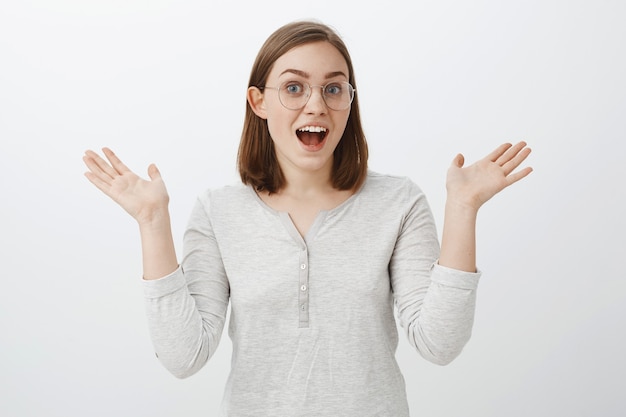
[83, 20, 532, 417]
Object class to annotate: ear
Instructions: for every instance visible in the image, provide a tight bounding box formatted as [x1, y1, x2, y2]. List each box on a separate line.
[247, 86, 267, 119]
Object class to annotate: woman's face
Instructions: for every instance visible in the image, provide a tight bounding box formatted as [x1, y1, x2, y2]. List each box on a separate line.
[250, 41, 351, 181]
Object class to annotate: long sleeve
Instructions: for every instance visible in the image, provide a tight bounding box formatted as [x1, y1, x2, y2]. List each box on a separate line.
[142, 193, 230, 378]
[390, 180, 481, 365]
[138, 175, 481, 416]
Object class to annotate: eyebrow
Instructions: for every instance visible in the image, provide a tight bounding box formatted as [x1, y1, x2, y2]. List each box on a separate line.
[279, 69, 348, 79]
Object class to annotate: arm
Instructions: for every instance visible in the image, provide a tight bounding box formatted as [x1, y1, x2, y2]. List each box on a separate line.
[393, 143, 532, 365]
[391, 184, 480, 365]
[143, 194, 229, 378]
[439, 142, 533, 272]
[83, 149, 228, 377]
[83, 148, 178, 279]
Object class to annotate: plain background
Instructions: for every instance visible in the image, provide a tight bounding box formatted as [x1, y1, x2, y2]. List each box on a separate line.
[1, 0, 624, 416]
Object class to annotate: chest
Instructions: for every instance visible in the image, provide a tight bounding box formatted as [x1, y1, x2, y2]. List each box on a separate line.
[212, 208, 400, 327]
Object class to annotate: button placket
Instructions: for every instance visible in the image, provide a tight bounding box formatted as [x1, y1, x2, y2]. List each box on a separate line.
[298, 248, 309, 328]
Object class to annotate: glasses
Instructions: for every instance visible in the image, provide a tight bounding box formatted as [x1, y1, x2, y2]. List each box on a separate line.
[262, 81, 355, 111]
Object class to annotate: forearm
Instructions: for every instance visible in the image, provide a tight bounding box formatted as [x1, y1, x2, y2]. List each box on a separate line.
[438, 200, 478, 273]
[403, 264, 480, 365]
[143, 194, 230, 378]
[144, 271, 217, 379]
[138, 209, 179, 280]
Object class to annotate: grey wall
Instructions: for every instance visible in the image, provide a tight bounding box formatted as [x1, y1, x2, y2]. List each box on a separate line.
[1, 0, 624, 416]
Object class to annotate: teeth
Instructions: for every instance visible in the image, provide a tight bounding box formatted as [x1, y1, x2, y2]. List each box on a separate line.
[298, 126, 327, 133]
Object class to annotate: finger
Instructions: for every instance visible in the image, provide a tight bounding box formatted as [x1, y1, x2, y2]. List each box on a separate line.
[505, 166, 533, 186]
[102, 147, 132, 175]
[83, 153, 115, 185]
[84, 170, 114, 196]
[486, 143, 513, 163]
[502, 146, 532, 176]
[147, 163, 161, 181]
[84, 149, 118, 180]
[495, 141, 528, 166]
[451, 153, 465, 168]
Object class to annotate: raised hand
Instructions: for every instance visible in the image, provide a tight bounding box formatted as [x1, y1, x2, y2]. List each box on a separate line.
[446, 141, 533, 211]
[83, 148, 170, 225]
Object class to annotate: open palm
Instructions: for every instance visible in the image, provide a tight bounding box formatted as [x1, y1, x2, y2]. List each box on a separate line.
[83, 148, 170, 224]
[446, 142, 533, 210]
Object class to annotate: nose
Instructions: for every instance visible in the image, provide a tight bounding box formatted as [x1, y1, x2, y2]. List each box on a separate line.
[303, 85, 328, 114]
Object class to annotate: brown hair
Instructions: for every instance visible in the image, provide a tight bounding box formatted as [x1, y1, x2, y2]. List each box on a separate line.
[237, 20, 368, 193]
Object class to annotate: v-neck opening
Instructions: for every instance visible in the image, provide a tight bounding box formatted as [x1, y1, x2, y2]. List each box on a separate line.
[247, 181, 365, 244]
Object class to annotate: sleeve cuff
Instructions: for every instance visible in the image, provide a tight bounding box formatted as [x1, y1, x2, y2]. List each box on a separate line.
[142, 266, 187, 299]
[430, 262, 481, 290]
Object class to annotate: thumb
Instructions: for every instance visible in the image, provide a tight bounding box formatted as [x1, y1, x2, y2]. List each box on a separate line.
[452, 153, 465, 168]
[147, 163, 161, 181]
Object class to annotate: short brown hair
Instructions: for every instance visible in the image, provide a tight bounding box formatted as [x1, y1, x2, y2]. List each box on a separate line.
[237, 20, 368, 193]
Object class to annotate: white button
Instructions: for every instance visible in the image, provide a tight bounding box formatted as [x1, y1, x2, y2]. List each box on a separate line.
[300, 264, 306, 269]
[301, 285, 307, 291]
[301, 304, 306, 311]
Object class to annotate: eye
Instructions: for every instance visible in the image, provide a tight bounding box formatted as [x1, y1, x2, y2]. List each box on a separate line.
[283, 82, 304, 95]
[325, 83, 343, 96]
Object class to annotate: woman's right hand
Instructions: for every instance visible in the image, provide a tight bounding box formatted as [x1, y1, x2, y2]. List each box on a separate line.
[83, 148, 170, 225]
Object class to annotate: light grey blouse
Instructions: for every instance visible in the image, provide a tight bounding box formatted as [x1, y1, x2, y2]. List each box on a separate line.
[143, 171, 481, 416]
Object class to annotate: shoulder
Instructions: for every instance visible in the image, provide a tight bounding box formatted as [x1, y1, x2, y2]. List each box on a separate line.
[344, 171, 435, 233]
[361, 170, 426, 201]
[344, 171, 432, 221]
[187, 182, 260, 230]
[195, 182, 254, 212]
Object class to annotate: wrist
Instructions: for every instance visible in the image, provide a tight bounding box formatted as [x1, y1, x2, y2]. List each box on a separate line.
[136, 206, 172, 231]
[444, 198, 479, 218]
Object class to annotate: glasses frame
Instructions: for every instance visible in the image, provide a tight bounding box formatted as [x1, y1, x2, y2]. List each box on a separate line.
[261, 81, 356, 111]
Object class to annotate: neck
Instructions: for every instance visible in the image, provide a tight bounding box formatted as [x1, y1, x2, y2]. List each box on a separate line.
[277, 157, 335, 198]
[281, 168, 334, 198]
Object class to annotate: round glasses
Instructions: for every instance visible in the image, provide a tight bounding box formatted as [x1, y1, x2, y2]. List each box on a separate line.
[262, 81, 355, 111]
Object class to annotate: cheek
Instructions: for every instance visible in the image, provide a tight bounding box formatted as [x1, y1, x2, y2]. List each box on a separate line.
[266, 115, 292, 143]
[333, 113, 350, 139]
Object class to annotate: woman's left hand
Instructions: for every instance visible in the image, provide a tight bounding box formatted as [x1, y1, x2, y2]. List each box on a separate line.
[446, 141, 533, 211]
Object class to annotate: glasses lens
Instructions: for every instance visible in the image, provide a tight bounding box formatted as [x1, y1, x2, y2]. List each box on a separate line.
[278, 82, 354, 110]
[323, 82, 354, 110]
[279, 81, 308, 110]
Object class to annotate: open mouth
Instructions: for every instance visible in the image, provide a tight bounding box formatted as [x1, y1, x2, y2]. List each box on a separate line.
[296, 126, 328, 148]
